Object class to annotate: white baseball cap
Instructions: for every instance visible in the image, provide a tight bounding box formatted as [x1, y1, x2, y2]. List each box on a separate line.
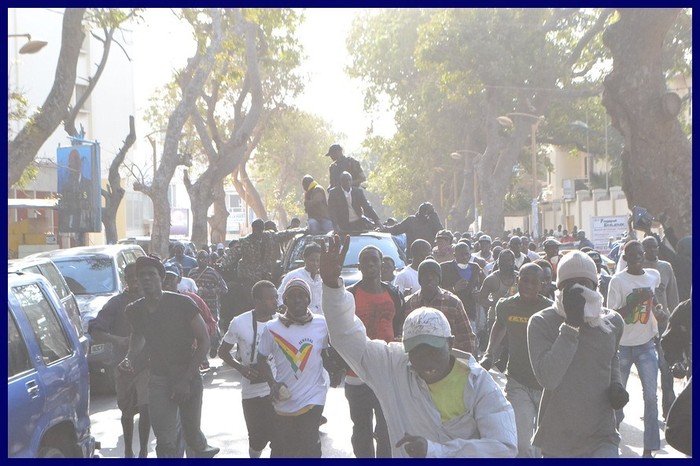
[402, 307, 452, 352]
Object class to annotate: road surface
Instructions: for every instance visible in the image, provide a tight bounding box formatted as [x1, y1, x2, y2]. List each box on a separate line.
[89, 357, 688, 458]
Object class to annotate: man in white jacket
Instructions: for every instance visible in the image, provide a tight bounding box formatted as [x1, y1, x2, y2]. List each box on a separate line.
[319, 235, 517, 458]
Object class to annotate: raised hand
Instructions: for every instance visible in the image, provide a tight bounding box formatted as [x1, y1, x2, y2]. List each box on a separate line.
[396, 433, 428, 458]
[562, 285, 586, 328]
[318, 234, 350, 288]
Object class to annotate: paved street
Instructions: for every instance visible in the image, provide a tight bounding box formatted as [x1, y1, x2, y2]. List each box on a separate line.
[90, 358, 688, 458]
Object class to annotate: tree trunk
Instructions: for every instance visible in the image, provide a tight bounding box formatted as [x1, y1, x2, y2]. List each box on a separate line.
[187, 15, 266, 235]
[602, 8, 691, 238]
[208, 180, 229, 244]
[232, 163, 267, 220]
[479, 92, 532, 237]
[185, 170, 212, 249]
[449, 154, 475, 232]
[8, 8, 86, 189]
[102, 116, 136, 244]
[135, 10, 223, 259]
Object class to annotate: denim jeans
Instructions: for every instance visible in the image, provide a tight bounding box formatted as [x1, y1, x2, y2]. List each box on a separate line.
[616, 339, 660, 451]
[655, 338, 676, 418]
[505, 377, 542, 458]
[344, 383, 391, 458]
[148, 373, 209, 458]
[308, 218, 333, 235]
[542, 441, 619, 458]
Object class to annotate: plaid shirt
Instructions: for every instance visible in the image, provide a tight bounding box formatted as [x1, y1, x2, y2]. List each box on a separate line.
[404, 287, 477, 355]
[188, 266, 228, 318]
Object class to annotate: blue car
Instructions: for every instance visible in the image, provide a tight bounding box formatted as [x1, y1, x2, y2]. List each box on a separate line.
[8, 271, 97, 458]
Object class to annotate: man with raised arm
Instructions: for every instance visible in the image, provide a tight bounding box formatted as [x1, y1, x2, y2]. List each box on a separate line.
[319, 235, 517, 458]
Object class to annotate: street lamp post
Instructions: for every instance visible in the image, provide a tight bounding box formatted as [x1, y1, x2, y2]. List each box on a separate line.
[450, 150, 481, 233]
[571, 106, 612, 192]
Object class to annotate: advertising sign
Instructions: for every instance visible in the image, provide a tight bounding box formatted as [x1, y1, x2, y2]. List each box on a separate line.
[170, 208, 190, 236]
[57, 144, 101, 233]
[590, 215, 627, 253]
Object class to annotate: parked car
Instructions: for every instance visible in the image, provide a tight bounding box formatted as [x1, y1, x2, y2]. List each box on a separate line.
[24, 244, 145, 393]
[9, 257, 83, 348]
[118, 236, 197, 257]
[8, 271, 97, 457]
[278, 232, 407, 287]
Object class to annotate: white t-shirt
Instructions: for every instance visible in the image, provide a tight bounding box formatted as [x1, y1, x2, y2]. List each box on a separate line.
[344, 189, 361, 223]
[222, 310, 276, 399]
[526, 250, 540, 262]
[394, 266, 420, 295]
[177, 276, 198, 293]
[278, 267, 323, 315]
[513, 254, 528, 270]
[258, 315, 330, 414]
[607, 269, 661, 346]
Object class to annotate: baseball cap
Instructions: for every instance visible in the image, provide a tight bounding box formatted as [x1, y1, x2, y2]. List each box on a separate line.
[135, 255, 165, 279]
[216, 243, 224, 250]
[402, 307, 452, 352]
[543, 238, 561, 248]
[325, 144, 342, 157]
[478, 234, 492, 243]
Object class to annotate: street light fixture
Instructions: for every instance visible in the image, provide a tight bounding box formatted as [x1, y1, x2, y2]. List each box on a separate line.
[450, 150, 482, 233]
[8, 33, 48, 54]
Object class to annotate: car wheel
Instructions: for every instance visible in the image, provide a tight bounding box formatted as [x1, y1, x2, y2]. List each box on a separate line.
[39, 446, 67, 458]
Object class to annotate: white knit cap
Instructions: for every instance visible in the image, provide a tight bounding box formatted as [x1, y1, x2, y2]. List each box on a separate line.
[556, 250, 598, 287]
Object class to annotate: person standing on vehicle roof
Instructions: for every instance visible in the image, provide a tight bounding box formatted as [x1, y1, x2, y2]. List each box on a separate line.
[326, 144, 367, 190]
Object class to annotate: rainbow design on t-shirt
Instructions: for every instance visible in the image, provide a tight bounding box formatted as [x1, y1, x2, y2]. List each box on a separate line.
[270, 330, 313, 375]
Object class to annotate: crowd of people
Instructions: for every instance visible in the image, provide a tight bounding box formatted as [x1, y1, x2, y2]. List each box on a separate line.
[88, 144, 692, 458]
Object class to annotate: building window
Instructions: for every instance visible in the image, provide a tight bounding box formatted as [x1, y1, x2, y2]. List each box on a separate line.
[126, 191, 153, 234]
[227, 193, 243, 213]
[74, 83, 90, 113]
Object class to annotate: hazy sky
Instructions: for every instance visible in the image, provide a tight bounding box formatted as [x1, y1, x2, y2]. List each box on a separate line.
[131, 8, 395, 156]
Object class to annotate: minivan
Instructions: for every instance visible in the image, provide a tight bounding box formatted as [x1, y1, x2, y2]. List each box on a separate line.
[8, 271, 96, 457]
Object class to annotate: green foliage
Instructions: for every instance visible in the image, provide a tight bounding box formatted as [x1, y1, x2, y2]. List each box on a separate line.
[14, 162, 39, 189]
[8, 90, 28, 139]
[249, 107, 339, 220]
[84, 8, 144, 30]
[347, 7, 690, 220]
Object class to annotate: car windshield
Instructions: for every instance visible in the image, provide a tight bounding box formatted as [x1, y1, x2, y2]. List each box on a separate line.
[343, 236, 406, 269]
[52, 257, 116, 295]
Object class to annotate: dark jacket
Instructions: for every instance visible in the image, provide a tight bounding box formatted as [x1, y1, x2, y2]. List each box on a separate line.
[440, 260, 483, 320]
[385, 212, 443, 254]
[329, 155, 366, 189]
[347, 281, 405, 338]
[328, 186, 381, 232]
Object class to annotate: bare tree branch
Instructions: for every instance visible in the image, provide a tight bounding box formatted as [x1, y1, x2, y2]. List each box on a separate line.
[65, 27, 114, 136]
